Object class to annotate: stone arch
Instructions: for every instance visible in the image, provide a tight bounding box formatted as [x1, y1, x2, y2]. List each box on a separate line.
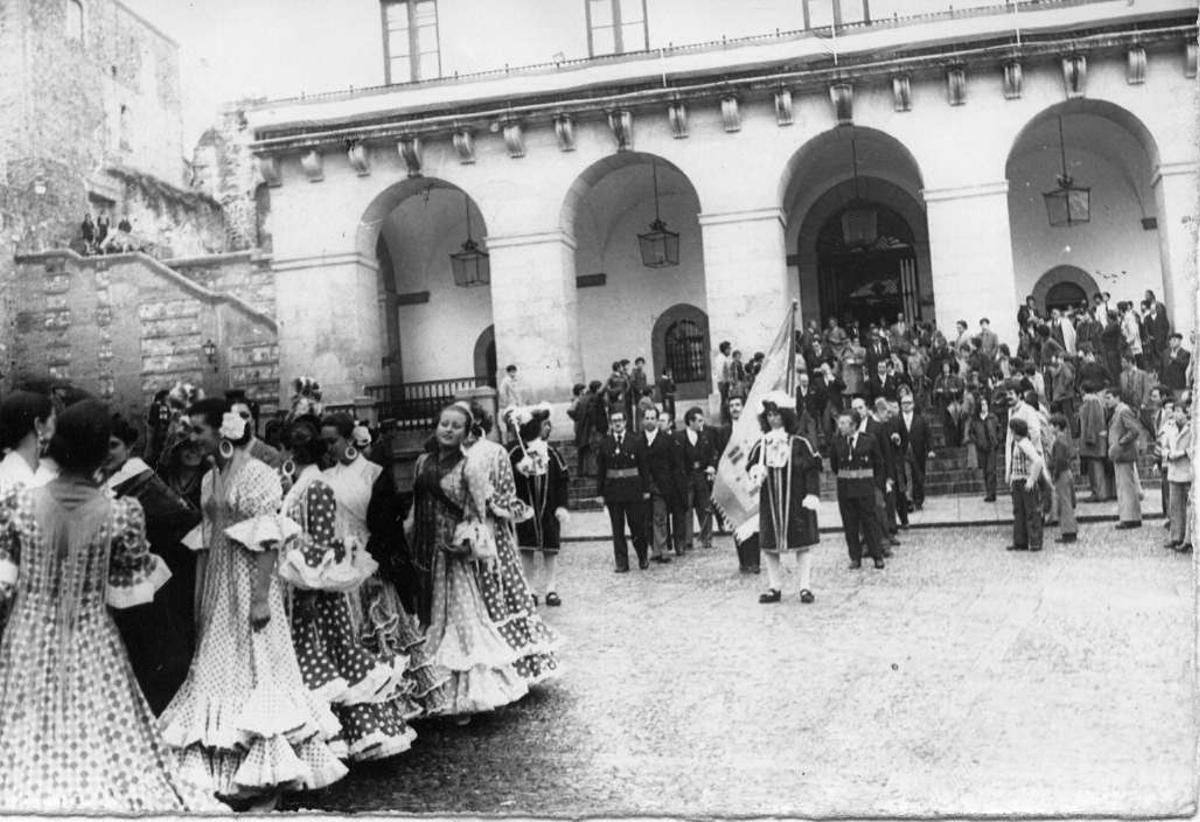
[563, 152, 707, 387]
[651, 303, 710, 399]
[356, 177, 486, 262]
[1005, 99, 1164, 322]
[473, 325, 496, 388]
[779, 125, 925, 214]
[1031, 265, 1099, 314]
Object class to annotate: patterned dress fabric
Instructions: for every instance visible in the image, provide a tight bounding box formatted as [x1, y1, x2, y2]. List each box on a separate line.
[0, 482, 221, 813]
[412, 449, 530, 717]
[158, 453, 347, 803]
[283, 464, 416, 763]
[325, 457, 439, 723]
[464, 438, 562, 686]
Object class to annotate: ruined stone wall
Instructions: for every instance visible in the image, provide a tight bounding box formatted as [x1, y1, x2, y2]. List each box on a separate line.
[189, 104, 267, 253]
[11, 251, 279, 441]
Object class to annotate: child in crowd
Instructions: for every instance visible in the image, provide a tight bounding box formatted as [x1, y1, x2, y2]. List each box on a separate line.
[1048, 414, 1077, 544]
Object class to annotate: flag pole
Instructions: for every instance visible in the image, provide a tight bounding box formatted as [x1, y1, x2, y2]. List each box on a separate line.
[786, 299, 799, 395]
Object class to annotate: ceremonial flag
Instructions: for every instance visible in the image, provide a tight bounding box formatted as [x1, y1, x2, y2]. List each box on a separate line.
[711, 301, 799, 543]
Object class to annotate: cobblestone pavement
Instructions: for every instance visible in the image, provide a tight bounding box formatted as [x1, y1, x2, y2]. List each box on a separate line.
[286, 523, 1196, 817]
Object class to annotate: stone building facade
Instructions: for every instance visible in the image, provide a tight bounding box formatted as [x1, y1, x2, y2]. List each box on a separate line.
[1, 0, 279, 428]
[244, 0, 1199, 420]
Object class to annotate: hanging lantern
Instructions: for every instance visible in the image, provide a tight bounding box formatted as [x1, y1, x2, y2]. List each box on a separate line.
[637, 160, 680, 268]
[449, 192, 490, 287]
[1043, 115, 1090, 227]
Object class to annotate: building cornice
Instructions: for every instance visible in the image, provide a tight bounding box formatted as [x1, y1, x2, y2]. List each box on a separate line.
[272, 252, 378, 272]
[922, 181, 1010, 203]
[698, 208, 787, 228]
[484, 230, 577, 251]
[247, 12, 1196, 156]
[1151, 161, 1200, 186]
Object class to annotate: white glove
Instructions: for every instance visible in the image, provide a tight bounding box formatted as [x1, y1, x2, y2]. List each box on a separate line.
[747, 464, 766, 490]
[554, 507, 570, 526]
[801, 494, 820, 512]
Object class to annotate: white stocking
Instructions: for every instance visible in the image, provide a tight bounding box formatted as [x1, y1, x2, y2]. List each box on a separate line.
[543, 552, 559, 593]
[763, 551, 784, 592]
[519, 549, 539, 595]
[795, 550, 813, 591]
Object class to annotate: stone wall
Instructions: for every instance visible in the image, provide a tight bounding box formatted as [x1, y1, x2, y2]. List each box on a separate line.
[11, 250, 279, 442]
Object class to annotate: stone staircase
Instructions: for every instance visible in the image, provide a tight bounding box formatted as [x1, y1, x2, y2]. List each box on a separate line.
[556, 418, 1161, 510]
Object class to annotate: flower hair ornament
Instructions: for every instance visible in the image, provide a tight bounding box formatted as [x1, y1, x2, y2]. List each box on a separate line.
[167, 380, 203, 410]
[218, 411, 247, 459]
[289, 376, 324, 420]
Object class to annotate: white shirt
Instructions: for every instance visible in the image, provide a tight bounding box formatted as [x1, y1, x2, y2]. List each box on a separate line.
[902, 410, 914, 432]
[686, 429, 698, 447]
[645, 429, 658, 447]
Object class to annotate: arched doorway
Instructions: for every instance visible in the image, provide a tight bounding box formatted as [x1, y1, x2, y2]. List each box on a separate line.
[783, 127, 929, 333]
[473, 325, 497, 388]
[651, 304, 709, 399]
[562, 152, 706, 387]
[816, 204, 920, 330]
[1032, 264, 1100, 314]
[356, 178, 495, 388]
[1007, 100, 1163, 323]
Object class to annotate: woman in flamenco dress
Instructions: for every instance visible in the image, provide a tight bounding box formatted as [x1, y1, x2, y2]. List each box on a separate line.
[320, 413, 441, 721]
[276, 416, 416, 763]
[158, 398, 346, 811]
[0, 400, 221, 813]
[407, 402, 533, 720]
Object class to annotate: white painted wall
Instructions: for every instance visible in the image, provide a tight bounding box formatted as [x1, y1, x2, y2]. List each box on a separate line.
[381, 188, 494, 382]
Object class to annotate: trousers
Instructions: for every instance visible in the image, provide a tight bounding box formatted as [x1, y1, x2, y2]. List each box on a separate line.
[1011, 480, 1044, 550]
[840, 493, 883, 562]
[606, 501, 648, 570]
[1114, 462, 1142, 524]
[683, 475, 714, 550]
[1053, 471, 1077, 535]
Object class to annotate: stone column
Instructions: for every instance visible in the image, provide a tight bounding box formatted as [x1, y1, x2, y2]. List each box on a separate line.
[272, 252, 384, 404]
[1152, 162, 1199, 336]
[923, 181, 1020, 348]
[698, 208, 791, 390]
[486, 230, 583, 403]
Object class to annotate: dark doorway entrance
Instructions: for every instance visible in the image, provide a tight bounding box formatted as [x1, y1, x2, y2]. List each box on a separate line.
[816, 204, 920, 331]
[1044, 281, 1087, 314]
[474, 325, 497, 388]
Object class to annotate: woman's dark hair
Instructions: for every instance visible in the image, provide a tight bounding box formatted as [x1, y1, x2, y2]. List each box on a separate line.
[284, 416, 326, 467]
[320, 412, 355, 439]
[186, 397, 252, 447]
[0, 390, 54, 451]
[758, 405, 799, 435]
[467, 400, 493, 436]
[588, 380, 603, 393]
[572, 383, 585, 397]
[111, 414, 139, 447]
[47, 399, 112, 474]
[518, 409, 550, 443]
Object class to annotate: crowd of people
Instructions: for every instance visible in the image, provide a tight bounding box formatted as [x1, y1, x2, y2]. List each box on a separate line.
[569, 288, 1193, 605]
[77, 212, 145, 256]
[0, 377, 561, 813]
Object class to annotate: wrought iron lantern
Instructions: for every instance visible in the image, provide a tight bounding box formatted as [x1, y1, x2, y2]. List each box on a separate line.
[449, 192, 490, 287]
[201, 338, 218, 371]
[637, 160, 680, 268]
[842, 128, 878, 247]
[1043, 114, 1090, 227]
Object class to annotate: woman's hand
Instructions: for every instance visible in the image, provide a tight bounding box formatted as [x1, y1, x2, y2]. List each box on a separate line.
[250, 598, 271, 632]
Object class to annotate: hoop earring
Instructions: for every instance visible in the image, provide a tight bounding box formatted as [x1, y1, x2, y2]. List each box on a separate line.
[218, 439, 235, 459]
[345, 446, 358, 462]
[281, 459, 296, 478]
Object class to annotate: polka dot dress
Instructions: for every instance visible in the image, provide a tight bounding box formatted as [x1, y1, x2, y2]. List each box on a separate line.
[157, 457, 347, 803]
[465, 441, 562, 686]
[0, 486, 222, 813]
[284, 470, 415, 762]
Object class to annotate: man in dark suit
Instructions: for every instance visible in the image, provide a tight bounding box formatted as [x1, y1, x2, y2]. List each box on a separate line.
[677, 406, 719, 552]
[896, 391, 932, 511]
[864, 325, 891, 377]
[851, 396, 899, 552]
[1161, 333, 1191, 396]
[641, 406, 687, 561]
[830, 411, 886, 569]
[595, 408, 651, 573]
[868, 360, 902, 403]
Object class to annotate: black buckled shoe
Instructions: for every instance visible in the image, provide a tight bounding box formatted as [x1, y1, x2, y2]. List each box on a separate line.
[758, 589, 781, 604]
[873, 558, 886, 569]
[799, 589, 815, 604]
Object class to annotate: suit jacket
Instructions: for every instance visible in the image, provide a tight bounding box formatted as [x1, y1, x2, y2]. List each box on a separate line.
[642, 430, 686, 508]
[862, 418, 895, 490]
[595, 433, 649, 503]
[676, 428, 719, 477]
[829, 430, 884, 499]
[1108, 402, 1141, 463]
[978, 328, 999, 358]
[796, 383, 825, 422]
[898, 410, 931, 464]
[864, 337, 891, 374]
[1149, 303, 1171, 345]
[1161, 348, 1191, 391]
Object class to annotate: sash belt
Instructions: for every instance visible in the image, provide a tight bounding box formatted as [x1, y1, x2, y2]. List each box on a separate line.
[837, 469, 875, 479]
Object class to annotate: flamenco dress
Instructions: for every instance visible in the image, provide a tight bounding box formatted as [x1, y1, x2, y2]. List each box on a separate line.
[465, 437, 562, 686]
[411, 449, 529, 716]
[278, 464, 416, 763]
[0, 481, 221, 813]
[158, 451, 347, 803]
[325, 455, 438, 722]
